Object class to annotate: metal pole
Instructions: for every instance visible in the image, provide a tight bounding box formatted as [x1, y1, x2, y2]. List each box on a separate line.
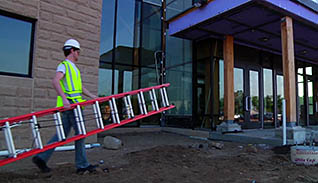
[282, 99, 287, 145]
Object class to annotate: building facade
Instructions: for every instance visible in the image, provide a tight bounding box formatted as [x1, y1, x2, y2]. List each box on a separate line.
[1, 0, 318, 133]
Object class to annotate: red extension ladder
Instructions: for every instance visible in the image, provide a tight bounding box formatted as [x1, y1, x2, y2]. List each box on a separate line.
[0, 83, 174, 167]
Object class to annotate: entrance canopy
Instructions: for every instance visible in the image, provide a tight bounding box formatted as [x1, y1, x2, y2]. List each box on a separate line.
[168, 0, 318, 63]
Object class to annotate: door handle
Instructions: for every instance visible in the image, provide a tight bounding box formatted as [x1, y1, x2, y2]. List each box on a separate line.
[245, 96, 249, 111]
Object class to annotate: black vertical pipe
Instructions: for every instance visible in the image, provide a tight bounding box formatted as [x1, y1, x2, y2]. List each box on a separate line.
[111, 0, 118, 94]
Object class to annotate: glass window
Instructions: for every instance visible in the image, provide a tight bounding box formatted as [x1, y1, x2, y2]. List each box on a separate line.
[0, 13, 34, 76]
[115, 0, 141, 65]
[141, 2, 161, 67]
[277, 75, 284, 124]
[114, 65, 138, 94]
[166, 0, 193, 19]
[219, 60, 224, 120]
[100, 0, 116, 63]
[166, 36, 192, 67]
[98, 63, 113, 97]
[166, 64, 192, 115]
[250, 70, 259, 122]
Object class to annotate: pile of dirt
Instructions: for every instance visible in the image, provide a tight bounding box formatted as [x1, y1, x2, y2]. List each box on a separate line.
[0, 132, 318, 183]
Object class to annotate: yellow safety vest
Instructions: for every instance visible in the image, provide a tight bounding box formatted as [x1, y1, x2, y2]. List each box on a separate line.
[56, 61, 86, 107]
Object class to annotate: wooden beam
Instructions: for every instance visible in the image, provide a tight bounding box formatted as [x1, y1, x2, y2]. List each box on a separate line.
[281, 16, 297, 124]
[223, 36, 234, 122]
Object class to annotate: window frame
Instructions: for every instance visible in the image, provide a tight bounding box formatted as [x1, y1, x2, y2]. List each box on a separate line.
[0, 10, 36, 78]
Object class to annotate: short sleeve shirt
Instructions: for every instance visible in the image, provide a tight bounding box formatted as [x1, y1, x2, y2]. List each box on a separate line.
[56, 59, 79, 77]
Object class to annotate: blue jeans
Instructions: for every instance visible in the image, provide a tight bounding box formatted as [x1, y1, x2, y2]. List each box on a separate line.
[35, 110, 90, 169]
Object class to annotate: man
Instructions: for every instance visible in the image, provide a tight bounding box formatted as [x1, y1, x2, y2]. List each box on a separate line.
[32, 39, 97, 174]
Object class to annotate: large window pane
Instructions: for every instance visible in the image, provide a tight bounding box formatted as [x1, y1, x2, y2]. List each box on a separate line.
[0, 13, 34, 76]
[166, 0, 193, 19]
[141, 2, 161, 67]
[115, 0, 141, 65]
[100, 0, 116, 63]
[98, 63, 112, 97]
[166, 36, 192, 67]
[166, 64, 192, 115]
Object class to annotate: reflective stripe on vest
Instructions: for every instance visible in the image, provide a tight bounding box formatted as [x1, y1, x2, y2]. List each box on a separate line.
[56, 61, 85, 107]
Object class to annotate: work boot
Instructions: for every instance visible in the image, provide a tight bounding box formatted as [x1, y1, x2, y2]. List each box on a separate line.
[32, 156, 51, 173]
[76, 164, 98, 175]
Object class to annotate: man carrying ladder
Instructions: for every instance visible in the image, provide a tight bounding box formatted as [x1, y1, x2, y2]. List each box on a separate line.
[32, 39, 98, 174]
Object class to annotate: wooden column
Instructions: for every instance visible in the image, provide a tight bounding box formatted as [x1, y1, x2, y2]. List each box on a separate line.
[223, 36, 234, 123]
[281, 16, 297, 125]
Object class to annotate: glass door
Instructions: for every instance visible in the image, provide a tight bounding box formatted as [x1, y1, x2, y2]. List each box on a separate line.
[263, 68, 274, 128]
[241, 69, 261, 129]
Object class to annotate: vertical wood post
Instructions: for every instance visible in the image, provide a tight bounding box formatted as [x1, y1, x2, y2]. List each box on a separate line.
[281, 16, 297, 125]
[223, 36, 235, 123]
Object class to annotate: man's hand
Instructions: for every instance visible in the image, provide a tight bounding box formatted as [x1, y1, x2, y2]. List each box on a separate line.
[63, 98, 71, 109]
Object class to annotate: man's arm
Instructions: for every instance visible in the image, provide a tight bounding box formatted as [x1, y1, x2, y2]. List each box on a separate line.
[52, 72, 71, 108]
[82, 87, 97, 99]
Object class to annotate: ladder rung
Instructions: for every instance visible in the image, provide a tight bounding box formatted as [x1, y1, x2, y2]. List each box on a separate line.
[53, 112, 65, 141]
[149, 89, 159, 111]
[159, 88, 167, 107]
[93, 101, 104, 129]
[74, 108, 84, 135]
[123, 96, 131, 119]
[4, 122, 16, 158]
[30, 115, 43, 149]
[76, 105, 86, 135]
[109, 98, 120, 124]
[162, 87, 170, 106]
[112, 98, 120, 124]
[127, 95, 134, 118]
[138, 91, 147, 115]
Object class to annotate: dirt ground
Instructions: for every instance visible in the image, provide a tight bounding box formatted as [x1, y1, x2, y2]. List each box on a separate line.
[0, 131, 318, 183]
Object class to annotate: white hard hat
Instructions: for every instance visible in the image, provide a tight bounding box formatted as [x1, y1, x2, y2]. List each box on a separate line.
[63, 39, 80, 50]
